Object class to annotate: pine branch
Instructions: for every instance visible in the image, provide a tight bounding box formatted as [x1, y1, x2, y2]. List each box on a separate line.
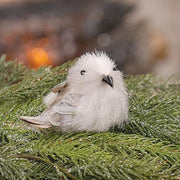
[124, 75, 180, 145]
[0, 56, 180, 179]
[16, 154, 79, 180]
[0, 55, 26, 88]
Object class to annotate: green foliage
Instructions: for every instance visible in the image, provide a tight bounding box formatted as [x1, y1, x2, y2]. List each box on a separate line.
[0, 55, 26, 89]
[124, 75, 180, 145]
[0, 57, 180, 179]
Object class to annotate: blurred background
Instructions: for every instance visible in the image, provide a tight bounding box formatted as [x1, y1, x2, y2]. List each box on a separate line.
[0, 0, 180, 77]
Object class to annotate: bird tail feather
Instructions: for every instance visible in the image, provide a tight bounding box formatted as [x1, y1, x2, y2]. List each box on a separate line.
[19, 116, 51, 128]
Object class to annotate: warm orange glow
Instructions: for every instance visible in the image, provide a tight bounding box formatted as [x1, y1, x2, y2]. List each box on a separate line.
[27, 48, 53, 69]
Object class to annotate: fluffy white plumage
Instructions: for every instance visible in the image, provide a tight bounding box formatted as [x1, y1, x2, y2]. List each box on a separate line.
[19, 51, 128, 132]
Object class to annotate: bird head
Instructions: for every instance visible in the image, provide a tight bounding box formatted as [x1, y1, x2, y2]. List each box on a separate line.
[67, 51, 125, 94]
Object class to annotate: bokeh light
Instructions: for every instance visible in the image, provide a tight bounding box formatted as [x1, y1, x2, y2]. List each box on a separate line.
[27, 48, 52, 69]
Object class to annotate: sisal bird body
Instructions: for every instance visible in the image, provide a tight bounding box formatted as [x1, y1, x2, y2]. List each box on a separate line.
[19, 52, 128, 132]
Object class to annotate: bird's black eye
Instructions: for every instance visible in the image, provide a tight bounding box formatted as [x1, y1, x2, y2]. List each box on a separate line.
[80, 70, 86, 75]
[113, 67, 118, 71]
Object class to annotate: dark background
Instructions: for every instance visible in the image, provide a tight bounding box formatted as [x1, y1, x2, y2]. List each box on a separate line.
[0, 0, 179, 77]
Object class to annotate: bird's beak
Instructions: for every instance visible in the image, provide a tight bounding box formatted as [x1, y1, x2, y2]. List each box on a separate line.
[102, 75, 113, 88]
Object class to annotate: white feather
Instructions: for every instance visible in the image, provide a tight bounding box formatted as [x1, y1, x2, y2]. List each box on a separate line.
[20, 51, 128, 132]
[43, 92, 58, 106]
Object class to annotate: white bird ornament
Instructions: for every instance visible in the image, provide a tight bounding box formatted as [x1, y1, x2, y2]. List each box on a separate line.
[19, 52, 128, 132]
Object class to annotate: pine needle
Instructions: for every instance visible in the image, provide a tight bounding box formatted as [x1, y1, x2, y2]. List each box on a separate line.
[0, 56, 179, 179]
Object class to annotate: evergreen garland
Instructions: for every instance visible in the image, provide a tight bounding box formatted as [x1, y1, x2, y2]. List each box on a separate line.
[0, 56, 179, 179]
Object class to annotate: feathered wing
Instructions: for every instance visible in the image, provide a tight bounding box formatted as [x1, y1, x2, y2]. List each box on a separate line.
[19, 116, 52, 128]
[19, 93, 82, 129]
[43, 81, 68, 107]
[49, 93, 82, 126]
